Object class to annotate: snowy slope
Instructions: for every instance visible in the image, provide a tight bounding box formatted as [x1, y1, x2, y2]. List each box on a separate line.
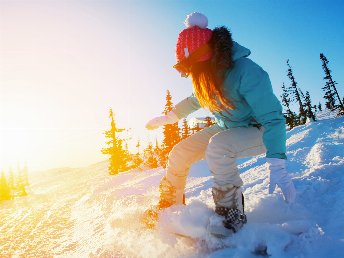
[1, 116, 344, 257]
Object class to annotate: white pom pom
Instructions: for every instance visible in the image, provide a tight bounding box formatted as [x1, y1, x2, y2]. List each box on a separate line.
[184, 12, 208, 28]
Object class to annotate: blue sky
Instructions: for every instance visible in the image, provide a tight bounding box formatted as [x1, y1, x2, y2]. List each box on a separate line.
[1, 0, 343, 171]
[127, 0, 344, 102]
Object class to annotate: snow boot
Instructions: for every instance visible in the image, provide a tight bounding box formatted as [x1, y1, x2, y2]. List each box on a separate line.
[208, 186, 247, 237]
[142, 176, 185, 228]
[156, 176, 185, 208]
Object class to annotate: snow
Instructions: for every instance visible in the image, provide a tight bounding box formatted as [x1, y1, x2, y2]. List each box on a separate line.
[1, 116, 344, 257]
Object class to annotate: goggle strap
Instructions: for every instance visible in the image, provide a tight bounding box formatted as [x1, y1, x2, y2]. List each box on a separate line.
[173, 44, 212, 72]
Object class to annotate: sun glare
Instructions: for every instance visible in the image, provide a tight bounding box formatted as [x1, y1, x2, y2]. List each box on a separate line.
[0, 129, 31, 172]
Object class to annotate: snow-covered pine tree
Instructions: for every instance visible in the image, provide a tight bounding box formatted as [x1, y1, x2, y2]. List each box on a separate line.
[303, 91, 316, 122]
[320, 53, 344, 115]
[181, 118, 190, 140]
[101, 108, 129, 175]
[161, 90, 180, 167]
[287, 60, 307, 124]
[0, 172, 12, 201]
[281, 82, 298, 129]
[318, 102, 323, 112]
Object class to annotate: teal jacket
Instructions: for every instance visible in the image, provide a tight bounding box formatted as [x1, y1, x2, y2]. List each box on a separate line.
[173, 42, 287, 159]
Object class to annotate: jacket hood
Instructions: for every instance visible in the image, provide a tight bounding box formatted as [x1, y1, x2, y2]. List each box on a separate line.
[232, 41, 251, 61]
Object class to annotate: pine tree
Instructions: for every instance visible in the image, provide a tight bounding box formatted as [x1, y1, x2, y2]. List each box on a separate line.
[281, 82, 298, 129]
[191, 122, 202, 134]
[318, 102, 322, 112]
[136, 140, 141, 154]
[154, 139, 163, 167]
[22, 164, 29, 187]
[303, 91, 316, 122]
[144, 142, 158, 169]
[205, 116, 215, 127]
[320, 54, 336, 111]
[322, 83, 336, 110]
[0, 172, 12, 201]
[8, 167, 15, 189]
[181, 118, 190, 140]
[16, 167, 28, 197]
[287, 60, 307, 124]
[161, 90, 180, 167]
[320, 53, 344, 115]
[130, 140, 143, 169]
[122, 140, 131, 169]
[101, 108, 129, 175]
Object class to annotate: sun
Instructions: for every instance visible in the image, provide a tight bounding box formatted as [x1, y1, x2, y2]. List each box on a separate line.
[0, 128, 31, 171]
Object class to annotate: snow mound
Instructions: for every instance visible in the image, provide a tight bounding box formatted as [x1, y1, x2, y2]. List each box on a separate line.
[69, 116, 344, 257]
[2, 117, 344, 257]
[78, 116, 344, 257]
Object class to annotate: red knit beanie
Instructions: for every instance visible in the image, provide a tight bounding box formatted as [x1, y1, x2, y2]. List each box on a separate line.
[175, 12, 213, 65]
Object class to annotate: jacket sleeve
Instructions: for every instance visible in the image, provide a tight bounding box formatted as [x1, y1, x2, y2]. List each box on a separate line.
[173, 94, 202, 119]
[239, 59, 287, 159]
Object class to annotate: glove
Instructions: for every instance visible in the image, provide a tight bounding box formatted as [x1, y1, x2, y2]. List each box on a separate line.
[267, 158, 296, 203]
[145, 111, 179, 130]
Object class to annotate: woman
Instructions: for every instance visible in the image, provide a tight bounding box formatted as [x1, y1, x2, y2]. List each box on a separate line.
[145, 12, 296, 235]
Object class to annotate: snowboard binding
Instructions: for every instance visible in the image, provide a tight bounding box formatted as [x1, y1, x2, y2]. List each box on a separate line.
[215, 206, 247, 233]
[209, 186, 247, 236]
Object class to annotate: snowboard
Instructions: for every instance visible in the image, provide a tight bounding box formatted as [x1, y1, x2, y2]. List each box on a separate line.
[141, 206, 269, 256]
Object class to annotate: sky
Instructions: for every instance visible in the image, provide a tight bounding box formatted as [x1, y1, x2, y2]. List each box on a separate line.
[0, 0, 343, 173]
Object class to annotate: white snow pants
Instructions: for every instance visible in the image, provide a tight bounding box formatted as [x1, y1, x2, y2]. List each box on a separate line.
[166, 124, 266, 191]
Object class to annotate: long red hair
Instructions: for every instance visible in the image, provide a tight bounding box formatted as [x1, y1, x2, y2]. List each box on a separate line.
[190, 61, 234, 112]
[189, 26, 235, 112]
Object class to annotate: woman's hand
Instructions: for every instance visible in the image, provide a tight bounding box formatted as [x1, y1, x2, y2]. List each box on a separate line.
[267, 158, 296, 203]
[145, 111, 179, 130]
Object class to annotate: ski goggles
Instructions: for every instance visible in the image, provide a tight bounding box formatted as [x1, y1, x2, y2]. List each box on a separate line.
[173, 44, 212, 78]
[173, 62, 191, 78]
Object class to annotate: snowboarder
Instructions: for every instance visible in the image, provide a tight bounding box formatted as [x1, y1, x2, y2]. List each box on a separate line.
[144, 12, 296, 235]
